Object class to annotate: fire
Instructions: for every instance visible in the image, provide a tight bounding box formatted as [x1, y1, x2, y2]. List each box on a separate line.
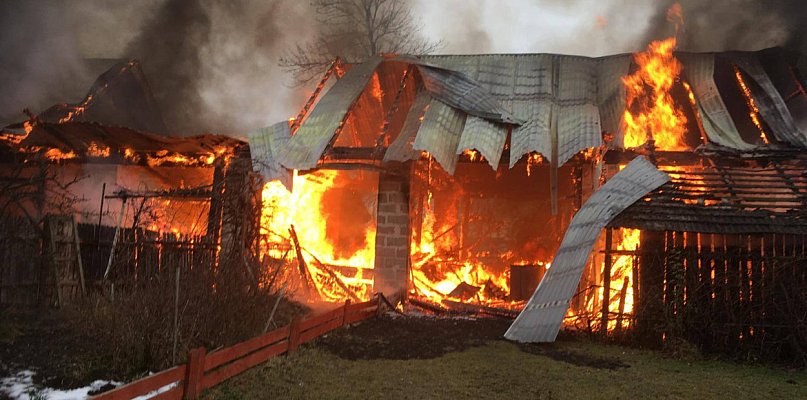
[622, 37, 689, 151]
[409, 185, 513, 305]
[58, 94, 93, 123]
[462, 149, 481, 162]
[604, 228, 639, 331]
[87, 142, 111, 157]
[260, 170, 376, 302]
[144, 148, 228, 167]
[526, 153, 542, 176]
[734, 67, 769, 144]
[43, 148, 77, 161]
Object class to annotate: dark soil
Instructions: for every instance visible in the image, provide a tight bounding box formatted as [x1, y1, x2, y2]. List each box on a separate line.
[315, 313, 629, 370]
[0, 307, 115, 390]
[314, 314, 513, 360]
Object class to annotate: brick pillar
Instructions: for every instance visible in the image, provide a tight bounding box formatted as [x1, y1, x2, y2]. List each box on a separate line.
[374, 168, 411, 298]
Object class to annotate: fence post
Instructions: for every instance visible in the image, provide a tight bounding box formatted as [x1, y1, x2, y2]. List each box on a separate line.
[342, 299, 351, 327]
[184, 347, 207, 400]
[287, 317, 301, 353]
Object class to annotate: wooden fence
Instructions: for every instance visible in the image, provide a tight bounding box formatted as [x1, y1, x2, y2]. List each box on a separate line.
[90, 297, 381, 400]
[625, 231, 807, 363]
[0, 215, 216, 305]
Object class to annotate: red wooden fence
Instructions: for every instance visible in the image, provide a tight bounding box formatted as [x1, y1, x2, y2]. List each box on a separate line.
[91, 297, 381, 400]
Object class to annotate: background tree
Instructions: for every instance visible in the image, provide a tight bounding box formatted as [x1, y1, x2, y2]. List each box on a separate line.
[280, 0, 441, 85]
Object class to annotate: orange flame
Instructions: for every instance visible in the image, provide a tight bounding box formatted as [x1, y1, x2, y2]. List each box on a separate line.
[43, 148, 77, 161]
[734, 67, 769, 144]
[87, 142, 111, 157]
[260, 171, 375, 302]
[622, 37, 689, 151]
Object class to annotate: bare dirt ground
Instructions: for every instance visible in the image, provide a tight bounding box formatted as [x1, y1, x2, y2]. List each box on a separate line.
[317, 314, 629, 370]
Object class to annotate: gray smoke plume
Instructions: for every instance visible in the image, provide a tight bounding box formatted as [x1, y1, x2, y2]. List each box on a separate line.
[0, 1, 93, 126]
[0, 0, 313, 136]
[118, 0, 314, 136]
[643, 0, 807, 55]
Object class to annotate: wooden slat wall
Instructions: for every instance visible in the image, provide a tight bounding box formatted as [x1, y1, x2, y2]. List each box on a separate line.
[633, 230, 807, 362]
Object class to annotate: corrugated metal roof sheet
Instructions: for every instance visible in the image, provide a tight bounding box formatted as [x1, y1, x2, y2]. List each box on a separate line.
[597, 55, 632, 137]
[680, 53, 755, 150]
[456, 116, 508, 169]
[509, 100, 551, 167]
[412, 99, 466, 174]
[271, 48, 806, 175]
[248, 122, 292, 190]
[733, 54, 807, 147]
[278, 57, 384, 170]
[505, 156, 670, 343]
[384, 90, 431, 163]
[413, 62, 520, 124]
[557, 104, 601, 166]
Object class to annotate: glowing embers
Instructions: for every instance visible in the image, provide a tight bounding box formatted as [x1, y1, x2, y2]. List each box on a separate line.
[260, 170, 377, 302]
[622, 37, 690, 151]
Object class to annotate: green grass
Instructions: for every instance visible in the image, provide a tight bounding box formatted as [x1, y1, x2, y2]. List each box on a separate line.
[202, 340, 806, 399]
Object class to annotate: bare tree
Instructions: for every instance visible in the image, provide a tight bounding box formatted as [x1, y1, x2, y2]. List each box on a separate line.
[280, 0, 441, 84]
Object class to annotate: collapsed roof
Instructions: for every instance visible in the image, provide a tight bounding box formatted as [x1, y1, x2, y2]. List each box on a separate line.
[0, 120, 243, 167]
[36, 60, 169, 135]
[264, 47, 807, 175]
[610, 152, 807, 235]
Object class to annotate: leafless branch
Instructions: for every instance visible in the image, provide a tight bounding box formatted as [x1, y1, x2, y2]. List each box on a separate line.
[280, 0, 441, 85]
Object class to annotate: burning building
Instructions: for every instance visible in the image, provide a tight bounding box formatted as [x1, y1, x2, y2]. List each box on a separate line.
[254, 44, 807, 360]
[0, 60, 251, 305]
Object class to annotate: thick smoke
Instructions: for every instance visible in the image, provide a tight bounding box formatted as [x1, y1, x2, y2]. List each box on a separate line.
[125, 0, 314, 136]
[643, 0, 807, 56]
[0, 0, 313, 136]
[0, 1, 94, 126]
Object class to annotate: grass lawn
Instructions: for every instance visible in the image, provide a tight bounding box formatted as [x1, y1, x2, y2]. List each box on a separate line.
[201, 324, 806, 399]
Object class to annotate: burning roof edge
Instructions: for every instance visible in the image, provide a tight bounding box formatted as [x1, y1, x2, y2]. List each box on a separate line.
[0, 120, 244, 166]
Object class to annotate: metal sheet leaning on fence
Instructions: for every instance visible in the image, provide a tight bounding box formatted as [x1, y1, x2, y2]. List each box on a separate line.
[504, 156, 670, 342]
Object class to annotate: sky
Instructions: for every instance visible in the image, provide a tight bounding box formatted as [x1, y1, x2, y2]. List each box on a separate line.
[414, 0, 657, 56]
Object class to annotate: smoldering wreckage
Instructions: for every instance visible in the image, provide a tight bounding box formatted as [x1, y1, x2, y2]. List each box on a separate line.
[1, 28, 807, 370]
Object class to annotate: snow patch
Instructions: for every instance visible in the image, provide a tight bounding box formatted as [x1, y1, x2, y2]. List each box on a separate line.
[0, 370, 121, 400]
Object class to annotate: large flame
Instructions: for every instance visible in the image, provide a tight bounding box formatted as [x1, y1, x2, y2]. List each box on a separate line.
[604, 228, 639, 331]
[260, 170, 376, 302]
[409, 194, 512, 304]
[622, 37, 689, 151]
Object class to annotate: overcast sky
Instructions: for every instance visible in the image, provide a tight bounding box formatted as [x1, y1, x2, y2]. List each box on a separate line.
[414, 0, 656, 56]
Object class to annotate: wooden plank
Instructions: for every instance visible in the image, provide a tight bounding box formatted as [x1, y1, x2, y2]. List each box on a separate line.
[184, 347, 206, 400]
[201, 341, 288, 390]
[344, 300, 377, 313]
[298, 308, 343, 332]
[148, 383, 185, 400]
[601, 228, 613, 336]
[89, 365, 186, 400]
[299, 318, 343, 344]
[204, 325, 290, 371]
[344, 308, 377, 324]
[287, 317, 301, 353]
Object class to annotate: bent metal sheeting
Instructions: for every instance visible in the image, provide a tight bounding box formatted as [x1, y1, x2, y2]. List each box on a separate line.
[504, 156, 670, 343]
